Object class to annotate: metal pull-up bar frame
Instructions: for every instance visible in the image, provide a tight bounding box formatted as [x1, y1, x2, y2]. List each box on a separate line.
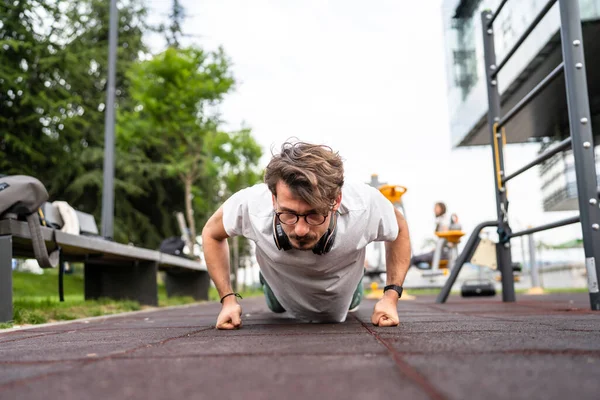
[437, 0, 600, 309]
[489, 0, 558, 80]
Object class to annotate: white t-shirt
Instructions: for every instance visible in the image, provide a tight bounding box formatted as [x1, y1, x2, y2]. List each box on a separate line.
[222, 180, 399, 323]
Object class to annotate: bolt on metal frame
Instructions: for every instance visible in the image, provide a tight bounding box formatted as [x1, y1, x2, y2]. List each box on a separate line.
[437, 0, 600, 310]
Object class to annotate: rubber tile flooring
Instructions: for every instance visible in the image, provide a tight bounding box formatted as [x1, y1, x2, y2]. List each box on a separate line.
[1, 293, 599, 400]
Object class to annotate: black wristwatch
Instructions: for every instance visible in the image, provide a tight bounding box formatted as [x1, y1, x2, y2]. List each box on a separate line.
[383, 284, 403, 299]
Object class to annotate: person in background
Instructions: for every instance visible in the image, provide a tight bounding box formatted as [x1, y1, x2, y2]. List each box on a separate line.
[411, 202, 456, 269]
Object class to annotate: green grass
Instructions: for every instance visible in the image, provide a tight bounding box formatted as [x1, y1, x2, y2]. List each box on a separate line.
[210, 286, 265, 301]
[3, 267, 263, 329]
[366, 287, 589, 297]
[545, 287, 589, 293]
[400, 287, 588, 296]
[7, 269, 146, 328]
[12, 269, 84, 298]
[515, 287, 589, 294]
[13, 298, 141, 325]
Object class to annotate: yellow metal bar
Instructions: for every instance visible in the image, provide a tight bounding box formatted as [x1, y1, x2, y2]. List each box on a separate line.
[492, 122, 507, 192]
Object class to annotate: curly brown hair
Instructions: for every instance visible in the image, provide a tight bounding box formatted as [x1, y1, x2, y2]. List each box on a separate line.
[264, 141, 344, 213]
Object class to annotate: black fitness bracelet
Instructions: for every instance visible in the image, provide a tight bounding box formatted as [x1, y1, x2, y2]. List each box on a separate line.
[383, 285, 403, 298]
[220, 292, 243, 303]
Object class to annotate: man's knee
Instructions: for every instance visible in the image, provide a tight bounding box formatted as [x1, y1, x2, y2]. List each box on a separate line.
[260, 273, 286, 313]
[265, 292, 286, 313]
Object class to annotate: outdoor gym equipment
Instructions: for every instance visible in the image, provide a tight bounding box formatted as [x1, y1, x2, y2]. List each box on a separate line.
[369, 180, 502, 293]
[375, 183, 467, 287]
[437, 0, 600, 310]
[378, 184, 407, 204]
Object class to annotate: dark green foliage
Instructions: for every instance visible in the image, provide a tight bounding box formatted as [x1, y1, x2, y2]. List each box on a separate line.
[1, 0, 264, 249]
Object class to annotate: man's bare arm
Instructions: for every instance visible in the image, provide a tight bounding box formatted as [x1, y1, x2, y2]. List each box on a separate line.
[384, 208, 411, 289]
[371, 208, 411, 326]
[201, 207, 234, 299]
[202, 207, 243, 330]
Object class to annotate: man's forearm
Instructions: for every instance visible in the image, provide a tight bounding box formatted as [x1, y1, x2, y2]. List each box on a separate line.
[203, 236, 233, 298]
[384, 211, 411, 286]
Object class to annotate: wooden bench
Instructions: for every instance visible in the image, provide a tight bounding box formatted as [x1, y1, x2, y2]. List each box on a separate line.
[0, 217, 210, 323]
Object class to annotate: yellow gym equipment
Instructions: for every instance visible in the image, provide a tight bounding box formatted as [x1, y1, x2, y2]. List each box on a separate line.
[421, 230, 466, 274]
[378, 184, 407, 204]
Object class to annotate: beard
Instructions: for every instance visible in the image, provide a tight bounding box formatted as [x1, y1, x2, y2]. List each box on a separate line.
[288, 232, 319, 250]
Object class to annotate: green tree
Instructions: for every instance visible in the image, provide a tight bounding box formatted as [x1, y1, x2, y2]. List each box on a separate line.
[0, 0, 81, 181]
[120, 46, 263, 242]
[2, 1, 262, 249]
[198, 128, 263, 229]
[208, 128, 264, 198]
[163, 0, 186, 48]
[1, 0, 157, 245]
[56, 0, 148, 213]
[57, 0, 169, 246]
[204, 128, 263, 289]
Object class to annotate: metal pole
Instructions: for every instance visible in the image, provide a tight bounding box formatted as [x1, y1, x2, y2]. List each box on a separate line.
[528, 233, 541, 288]
[431, 238, 446, 271]
[509, 215, 580, 238]
[519, 235, 527, 273]
[0, 236, 13, 323]
[376, 241, 384, 271]
[58, 256, 65, 302]
[503, 137, 572, 184]
[486, 0, 509, 28]
[101, 0, 119, 240]
[481, 11, 515, 302]
[436, 220, 497, 303]
[497, 62, 564, 129]
[558, 0, 600, 310]
[491, 0, 558, 79]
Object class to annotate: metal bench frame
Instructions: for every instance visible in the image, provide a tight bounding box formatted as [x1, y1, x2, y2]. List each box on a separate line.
[0, 218, 209, 322]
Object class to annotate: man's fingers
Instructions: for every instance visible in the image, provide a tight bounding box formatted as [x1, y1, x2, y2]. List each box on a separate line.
[372, 300, 400, 327]
[371, 313, 400, 327]
[216, 321, 234, 330]
[372, 312, 387, 326]
[216, 319, 242, 330]
[371, 313, 382, 325]
[215, 315, 232, 329]
[378, 317, 399, 327]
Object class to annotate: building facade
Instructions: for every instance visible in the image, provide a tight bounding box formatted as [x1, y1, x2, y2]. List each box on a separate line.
[441, 0, 600, 211]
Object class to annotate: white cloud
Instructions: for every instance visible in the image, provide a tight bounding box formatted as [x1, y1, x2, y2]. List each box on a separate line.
[145, 0, 582, 250]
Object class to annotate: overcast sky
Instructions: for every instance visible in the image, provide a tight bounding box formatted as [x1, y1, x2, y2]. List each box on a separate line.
[144, 0, 582, 253]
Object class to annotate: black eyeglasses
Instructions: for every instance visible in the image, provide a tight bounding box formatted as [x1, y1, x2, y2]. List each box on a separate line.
[275, 211, 329, 226]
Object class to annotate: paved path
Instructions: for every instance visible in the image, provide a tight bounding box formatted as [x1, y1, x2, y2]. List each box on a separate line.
[1, 293, 599, 399]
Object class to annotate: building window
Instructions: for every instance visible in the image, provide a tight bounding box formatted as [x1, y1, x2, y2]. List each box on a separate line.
[451, 0, 483, 101]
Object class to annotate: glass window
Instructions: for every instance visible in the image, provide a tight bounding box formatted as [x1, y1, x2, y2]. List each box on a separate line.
[450, 0, 483, 100]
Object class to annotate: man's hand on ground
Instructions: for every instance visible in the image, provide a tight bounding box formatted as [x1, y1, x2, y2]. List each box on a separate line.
[216, 298, 242, 330]
[371, 291, 400, 327]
